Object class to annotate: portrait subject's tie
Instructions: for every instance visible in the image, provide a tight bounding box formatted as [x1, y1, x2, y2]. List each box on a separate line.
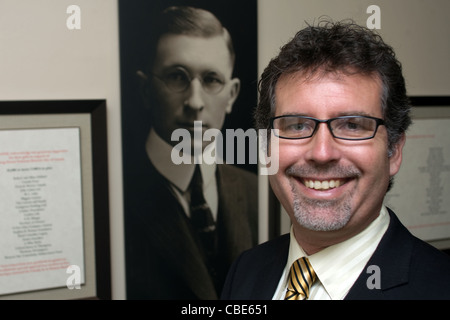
[285, 257, 317, 300]
[189, 165, 217, 259]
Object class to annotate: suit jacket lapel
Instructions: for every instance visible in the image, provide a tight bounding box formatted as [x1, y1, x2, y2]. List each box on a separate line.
[141, 162, 218, 299]
[345, 209, 411, 299]
[216, 165, 255, 265]
[251, 235, 290, 299]
[149, 202, 218, 299]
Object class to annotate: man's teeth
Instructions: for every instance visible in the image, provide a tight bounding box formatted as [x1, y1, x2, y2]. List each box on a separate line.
[304, 180, 341, 190]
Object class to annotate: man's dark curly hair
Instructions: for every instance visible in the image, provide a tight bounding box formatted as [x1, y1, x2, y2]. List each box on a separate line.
[255, 19, 411, 156]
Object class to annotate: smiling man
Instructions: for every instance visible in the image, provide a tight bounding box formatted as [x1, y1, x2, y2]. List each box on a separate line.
[271, 72, 395, 254]
[221, 20, 450, 300]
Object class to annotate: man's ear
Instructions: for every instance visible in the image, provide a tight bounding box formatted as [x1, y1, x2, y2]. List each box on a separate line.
[225, 78, 240, 114]
[389, 133, 406, 177]
[137, 70, 151, 108]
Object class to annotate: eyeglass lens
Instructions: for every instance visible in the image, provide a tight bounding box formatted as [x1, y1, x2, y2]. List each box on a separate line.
[272, 116, 381, 140]
[158, 67, 225, 94]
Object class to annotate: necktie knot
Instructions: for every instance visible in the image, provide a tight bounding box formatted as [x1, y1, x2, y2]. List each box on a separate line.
[285, 257, 317, 300]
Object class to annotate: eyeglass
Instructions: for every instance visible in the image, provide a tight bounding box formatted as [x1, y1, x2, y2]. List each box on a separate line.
[152, 67, 226, 94]
[271, 115, 385, 140]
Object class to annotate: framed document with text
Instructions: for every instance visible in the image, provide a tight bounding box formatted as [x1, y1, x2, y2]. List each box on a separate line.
[384, 97, 450, 249]
[0, 100, 110, 299]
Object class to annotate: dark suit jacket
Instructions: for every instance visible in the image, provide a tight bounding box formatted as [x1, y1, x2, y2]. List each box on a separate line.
[124, 147, 258, 300]
[221, 209, 450, 300]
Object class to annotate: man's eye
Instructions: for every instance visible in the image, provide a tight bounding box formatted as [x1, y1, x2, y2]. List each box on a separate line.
[166, 71, 188, 83]
[203, 75, 224, 85]
[345, 121, 361, 130]
[288, 123, 304, 130]
[285, 121, 311, 132]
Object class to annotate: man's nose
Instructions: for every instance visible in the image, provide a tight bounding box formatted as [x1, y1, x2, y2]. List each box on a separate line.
[184, 78, 205, 111]
[304, 123, 341, 164]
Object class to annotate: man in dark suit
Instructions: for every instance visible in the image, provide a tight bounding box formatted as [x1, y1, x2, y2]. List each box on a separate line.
[126, 145, 257, 299]
[125, 6, 257, 299]
[222, 20, 450, 300]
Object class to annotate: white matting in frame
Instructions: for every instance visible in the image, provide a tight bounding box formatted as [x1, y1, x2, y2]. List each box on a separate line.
[0, 127, 84, 296]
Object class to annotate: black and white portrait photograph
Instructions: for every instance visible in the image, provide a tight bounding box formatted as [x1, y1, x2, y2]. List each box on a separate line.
[119, 0, 258, 299]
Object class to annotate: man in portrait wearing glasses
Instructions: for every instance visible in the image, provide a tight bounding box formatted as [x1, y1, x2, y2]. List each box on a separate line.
[221, 20, 450, 300]
[125, 6, 257, 299]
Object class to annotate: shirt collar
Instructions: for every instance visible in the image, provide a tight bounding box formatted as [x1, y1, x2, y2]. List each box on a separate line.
[145, 128, 216, 192]
[287, 206, 390, 300]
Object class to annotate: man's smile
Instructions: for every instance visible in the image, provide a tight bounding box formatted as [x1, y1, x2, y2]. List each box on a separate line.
[302, 178, 349, 190]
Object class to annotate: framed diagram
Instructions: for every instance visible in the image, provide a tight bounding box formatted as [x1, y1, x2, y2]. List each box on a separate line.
[384, 96, 450, 249]
[0, 100, 111, 299]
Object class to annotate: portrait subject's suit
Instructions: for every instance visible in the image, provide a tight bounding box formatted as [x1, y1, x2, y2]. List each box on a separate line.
[125, 145, 258, 300]
[221, 208, 450, 300]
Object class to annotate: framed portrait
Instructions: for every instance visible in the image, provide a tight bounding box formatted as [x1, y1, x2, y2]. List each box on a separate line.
[384, 96, 450, 250]
[0, 100, 111, 300]
[119, 0, 259, 299]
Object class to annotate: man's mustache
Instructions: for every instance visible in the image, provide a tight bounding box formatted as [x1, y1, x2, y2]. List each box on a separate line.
[286, 163, 362, 179]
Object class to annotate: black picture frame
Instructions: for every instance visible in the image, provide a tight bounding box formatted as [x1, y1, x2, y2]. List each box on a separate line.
[119, 0, 259, 299]
[0, 100, 111, 300]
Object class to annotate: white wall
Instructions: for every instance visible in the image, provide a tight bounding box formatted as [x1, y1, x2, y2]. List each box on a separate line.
[258, 0, 450, 96]
[0, 0, 124, 299]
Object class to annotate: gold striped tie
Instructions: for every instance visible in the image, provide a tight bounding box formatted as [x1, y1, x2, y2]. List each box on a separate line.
[284, 257, 317, 300]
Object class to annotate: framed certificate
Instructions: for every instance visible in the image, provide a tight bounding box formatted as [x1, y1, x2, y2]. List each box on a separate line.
[384, 97, 450, 249]
[0, 100, 110, 299]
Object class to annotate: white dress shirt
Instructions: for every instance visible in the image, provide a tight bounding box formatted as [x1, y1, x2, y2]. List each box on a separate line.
[145, 128, 218, 220]
[272, 206, 390, 300]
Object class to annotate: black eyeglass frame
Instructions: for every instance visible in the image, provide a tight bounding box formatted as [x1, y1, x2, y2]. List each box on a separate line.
[270, 115, 386, 141]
